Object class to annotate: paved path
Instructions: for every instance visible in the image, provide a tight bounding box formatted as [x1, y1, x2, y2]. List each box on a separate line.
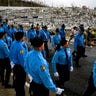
[48, 40, 96, 96]
[0, 40, 96, 96]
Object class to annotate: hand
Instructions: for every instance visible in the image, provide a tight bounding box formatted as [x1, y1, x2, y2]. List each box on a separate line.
[54, 72, 59, 77]
[56, 87, 64, 95]
[10, 61, 15, 69]
[28, 74, 33, 83]
[70, 66, 73, 72]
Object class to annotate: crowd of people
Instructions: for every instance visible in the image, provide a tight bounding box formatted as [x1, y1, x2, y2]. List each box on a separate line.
[0, 17, 96, 96]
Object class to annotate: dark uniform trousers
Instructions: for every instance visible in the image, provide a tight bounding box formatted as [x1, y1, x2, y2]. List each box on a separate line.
[56, 64, 70, 86]
[83, 72, 96, 96]
[0, 58, 11, 86]
[75, 46, 85, 67]
[55, 49, 70, 96]
[13, 64, 26, 96]
[56, 64, 70, 96]
[29, 80, 49, 96]
[44, 41, 49, 57]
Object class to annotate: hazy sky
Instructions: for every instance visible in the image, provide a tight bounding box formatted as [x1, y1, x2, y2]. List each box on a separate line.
[29, 0, 96, 9]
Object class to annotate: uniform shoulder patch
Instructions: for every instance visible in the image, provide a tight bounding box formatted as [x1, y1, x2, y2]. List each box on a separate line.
[20, 50, 24, 54]
[41, 65, 45, 71]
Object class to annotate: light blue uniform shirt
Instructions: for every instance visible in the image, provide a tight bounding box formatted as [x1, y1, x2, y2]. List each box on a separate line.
[24, 49, 58, 92]
[59, 28, 66, 39]
[27, 29, 36, 40]
[0, 39, 9, 59]
[18, 28, 26, 37]
[22, 41, 28, 55]
[0, 27, 4, 33]
[74, 32, 85, 50]
[10, 40, 27, 68]
[92, 60, 96, 87]
[4, 35, 12, 49]
[10, 27, 17, 38]
[52, 34, 61, 47]
[52, 47, 73, 73]
[3, 24, 8, 32]
[40, 30, 51, 41]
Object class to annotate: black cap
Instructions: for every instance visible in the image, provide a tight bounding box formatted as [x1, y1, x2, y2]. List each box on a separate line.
[31, 36, 44, 47]
[60, 39, 67, 46]
[44, 25, 47, 29]
[42, 25, 45, 29]
[79, 24, 84, 32]
[15, 32, 24, 41]
[80, 26, 84, 32]
[31, 24, 35, 28]
[61, 24, 65, 28]
[56, 28, 59, 33]
[0, 32, 5, 38]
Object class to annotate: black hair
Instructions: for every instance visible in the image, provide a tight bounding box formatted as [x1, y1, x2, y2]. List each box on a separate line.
[79, 24, 84, 32]
[60, 39, 67, 46]
[31, 24, 35, 28]
[0, 32, 5, 38]
[30, 36, 44, 47]
[44, 25, 47, 29]
[15, 32, 24, 41]
[56, 28, 59, 33]
[61, 24, 65, 28]
[73, 26, 77, 30]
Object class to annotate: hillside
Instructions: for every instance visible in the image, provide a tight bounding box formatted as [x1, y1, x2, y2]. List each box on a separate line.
[0, 0, 47, 7]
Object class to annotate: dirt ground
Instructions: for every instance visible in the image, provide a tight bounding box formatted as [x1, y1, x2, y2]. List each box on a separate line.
[66, 44, 96, 96]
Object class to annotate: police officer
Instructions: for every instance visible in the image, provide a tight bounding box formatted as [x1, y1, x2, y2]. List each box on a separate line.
[52, 28, 61, 51]
[74, 25, 87, 68]
[10, 32, 27, 96]
[52, 39, 73, 96]
[24, 36, 64, 96]
[0, 32, 11, 88]
[59, 24, 66, 40]
[35, 23, 41, 37]
[3, 20, 8, 33]
[18, 24, 26, 36]
[0, 23, 4, 33]
[10, 24, 17, 40]
[83, 60, 96, 96]
[40, 25, 51, 58]
[4, 32, 12, 49]
[27, 24, 36, 42]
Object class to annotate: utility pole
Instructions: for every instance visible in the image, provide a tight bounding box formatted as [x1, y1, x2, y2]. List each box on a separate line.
[31, 0, 32, 7]
[8, 0, 10, 6]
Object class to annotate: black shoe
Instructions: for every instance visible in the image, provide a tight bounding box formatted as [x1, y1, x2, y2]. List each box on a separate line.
[0, 78, 2, 82]
[72, 53, 75, 57]
[75, 64, 81, 68]
[82, 55, 87, 57]
[5, 84, 13, 88]
[2, 82, 5, 86]
[46, 55, 50, 58]
[73, 57, 76, 61]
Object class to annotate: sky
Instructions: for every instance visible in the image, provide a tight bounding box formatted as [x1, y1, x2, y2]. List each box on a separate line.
[28, 0, 96, 9]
